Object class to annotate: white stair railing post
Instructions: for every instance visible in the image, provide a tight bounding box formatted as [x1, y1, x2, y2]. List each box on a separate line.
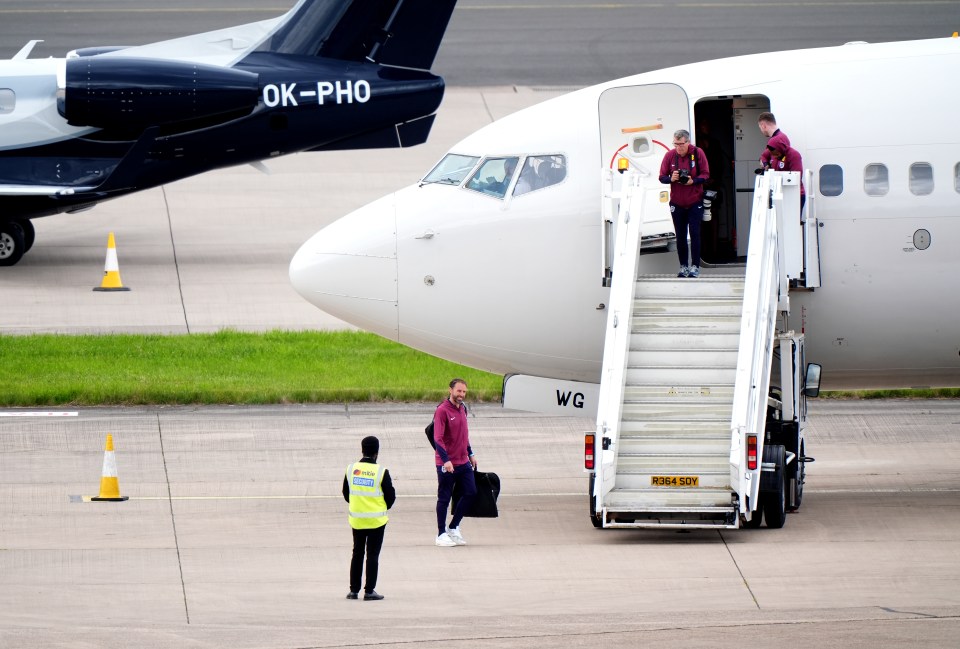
[594, 168, 647, 520]
[730, 171, 781, 517]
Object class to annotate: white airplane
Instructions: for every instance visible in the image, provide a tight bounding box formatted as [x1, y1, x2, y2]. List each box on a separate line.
[291, 36, 960, 415]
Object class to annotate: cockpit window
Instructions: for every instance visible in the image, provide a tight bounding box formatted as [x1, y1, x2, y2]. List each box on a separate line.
[422, 153, 480, 186]
[465, 157, 520, 199]
[514, 154, 566, 196]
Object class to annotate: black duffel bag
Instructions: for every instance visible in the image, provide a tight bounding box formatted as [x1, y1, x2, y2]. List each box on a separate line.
[452, 470, 500, 518]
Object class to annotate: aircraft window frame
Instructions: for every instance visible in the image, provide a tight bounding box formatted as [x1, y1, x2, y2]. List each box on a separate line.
[955, 162, 960, 193]
[909, 162, 934, 196]
[863, 163, 889, 197]
[464, 156, 520, 200]
[513, 154, 567, 197]
[421, 153, 480, 186]
[819, 164, 843, 197]
[0, 89, 14, 114]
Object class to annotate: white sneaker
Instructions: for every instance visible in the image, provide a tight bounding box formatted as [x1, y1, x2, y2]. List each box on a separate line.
[435, 532, 457, 547]
[446, 527, 467, 546]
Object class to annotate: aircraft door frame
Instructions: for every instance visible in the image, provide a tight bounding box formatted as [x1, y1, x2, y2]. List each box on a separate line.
[693, 95, 771, 263]
[598, 83, 690, 289]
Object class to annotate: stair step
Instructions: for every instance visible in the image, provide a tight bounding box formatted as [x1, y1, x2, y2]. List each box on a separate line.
[634, 297, 743, 317]
[621, 401, 733, 420]
[604, 487, 735, 510]
[628, 349, 739, 368]
[627, 367, 736, 384]
[634, 276, 745, 299]
[619, 420, 730, 435]
[618, 435, 731, 455]
[616, 452, 730, 471]
[622, 384, 734, 400]
[632, 315, 742, 333]
[631, 331, 741, 350]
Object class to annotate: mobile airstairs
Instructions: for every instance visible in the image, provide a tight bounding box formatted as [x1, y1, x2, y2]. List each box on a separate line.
[587, 169, 822, 529]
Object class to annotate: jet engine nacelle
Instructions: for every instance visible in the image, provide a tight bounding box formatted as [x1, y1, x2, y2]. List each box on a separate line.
[58, 57, 260, 129]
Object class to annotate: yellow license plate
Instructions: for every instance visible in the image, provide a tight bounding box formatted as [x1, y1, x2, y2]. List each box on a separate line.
[650, 475, 699, 487]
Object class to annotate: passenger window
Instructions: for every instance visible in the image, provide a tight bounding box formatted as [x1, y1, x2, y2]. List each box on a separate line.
[819, 164, 843, 197]
[465, 157, 520, 199]
[864, 163, 888, 196]
[955, 163, 960, 193]
[514, 154, 567, 197]
[0, 89, 14, 114]
[422, 154, 480, 186]
[909, 162, 934, 195]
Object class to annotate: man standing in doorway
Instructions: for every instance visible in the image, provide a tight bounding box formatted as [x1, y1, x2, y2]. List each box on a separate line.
[659, 129, 710, 278]
[434, 378, 477, 547]
[757, 112, 788, 170]
[343, 435, 395, 600]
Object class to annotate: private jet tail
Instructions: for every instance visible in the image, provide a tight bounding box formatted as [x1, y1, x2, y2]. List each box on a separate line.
[260, 0, 459, 70]
[109, 0, 459, 71]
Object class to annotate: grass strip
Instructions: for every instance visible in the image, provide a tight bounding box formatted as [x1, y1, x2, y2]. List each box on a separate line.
[0, 330, 503, 406]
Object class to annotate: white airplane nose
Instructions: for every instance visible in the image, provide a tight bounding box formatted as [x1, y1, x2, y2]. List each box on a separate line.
[289, 194, 398, 339]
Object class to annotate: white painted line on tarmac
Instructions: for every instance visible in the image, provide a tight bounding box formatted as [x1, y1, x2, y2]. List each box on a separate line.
[1, 411, 79, 416]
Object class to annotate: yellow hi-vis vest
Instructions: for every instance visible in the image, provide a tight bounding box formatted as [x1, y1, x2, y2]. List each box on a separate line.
[347, 461, 388, 529]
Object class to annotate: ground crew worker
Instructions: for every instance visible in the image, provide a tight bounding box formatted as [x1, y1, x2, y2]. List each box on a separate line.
[343, 435, 395, 600]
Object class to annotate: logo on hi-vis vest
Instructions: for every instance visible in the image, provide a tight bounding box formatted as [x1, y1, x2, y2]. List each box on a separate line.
[352, 476, 375, 488]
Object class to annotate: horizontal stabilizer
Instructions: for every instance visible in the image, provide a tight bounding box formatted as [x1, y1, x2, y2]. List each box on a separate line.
[310, 113, 436, 151]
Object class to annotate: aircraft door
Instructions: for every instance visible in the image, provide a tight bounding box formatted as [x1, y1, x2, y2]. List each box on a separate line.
[598, 83, 690, 277]
[599, 83, 690, 179]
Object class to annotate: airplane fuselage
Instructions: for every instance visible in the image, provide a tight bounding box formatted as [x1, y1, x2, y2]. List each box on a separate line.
[291, 37, 960, 391]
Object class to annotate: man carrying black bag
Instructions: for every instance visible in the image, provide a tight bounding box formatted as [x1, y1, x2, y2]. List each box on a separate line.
[433, 378, 477, 547]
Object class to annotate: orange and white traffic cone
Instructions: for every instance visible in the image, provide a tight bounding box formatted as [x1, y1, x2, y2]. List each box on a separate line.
[93, 232, 130, 291]
[91, 434, 129, 502]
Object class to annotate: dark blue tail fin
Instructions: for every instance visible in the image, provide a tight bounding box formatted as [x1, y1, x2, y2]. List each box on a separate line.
[258, 0, 459, 70]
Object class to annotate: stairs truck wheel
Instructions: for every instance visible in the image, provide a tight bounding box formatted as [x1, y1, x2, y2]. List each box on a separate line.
[0, 220, 26, 267]
[742, 509, 763, 528]
[787, 440, 805, 512]
[762, 445, 787, 529]
[588, 476, 602, 528]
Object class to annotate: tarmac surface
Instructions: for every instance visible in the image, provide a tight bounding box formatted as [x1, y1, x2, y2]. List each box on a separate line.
[1, 400, 959, 648]
[0, 86, 565, 334]
[3, 3, 960, 647]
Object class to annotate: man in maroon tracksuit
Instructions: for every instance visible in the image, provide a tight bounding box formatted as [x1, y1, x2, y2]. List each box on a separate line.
[764, 131, 806, 211]
[659, 129, 710, 278]
[433, 378, 477, 547]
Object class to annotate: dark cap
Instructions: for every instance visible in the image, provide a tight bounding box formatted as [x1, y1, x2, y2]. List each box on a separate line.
[361, 435, 379, 456]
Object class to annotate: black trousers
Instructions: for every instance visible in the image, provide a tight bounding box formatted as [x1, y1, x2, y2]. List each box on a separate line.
[350, 524, 386, 594]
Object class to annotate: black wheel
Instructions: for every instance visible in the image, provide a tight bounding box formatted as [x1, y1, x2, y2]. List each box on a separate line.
[788, 440, 805, 512]
[0, 220, 26, 266]
[763, 445, 787, 529]
[588, 476, 602, 528]
[742, 508, 763, 528]
[17, 219, 35, 253]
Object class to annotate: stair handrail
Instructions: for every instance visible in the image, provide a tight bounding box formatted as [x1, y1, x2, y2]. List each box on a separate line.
[594, 168, 647, 510]
[729, 172, 783, 515]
